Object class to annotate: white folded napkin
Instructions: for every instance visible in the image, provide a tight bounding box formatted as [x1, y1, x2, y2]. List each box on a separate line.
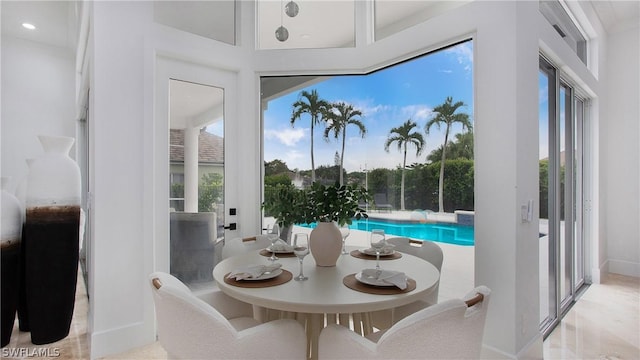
[268, 239, 294, 252]
[364, 244, 395, 255]
[361, 269, 407, 289]
[227, 263, 282, 280]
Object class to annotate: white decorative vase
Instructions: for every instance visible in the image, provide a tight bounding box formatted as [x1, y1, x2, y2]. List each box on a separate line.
[24, 135, 81, 345]
[15, 158, 35, 215]
[1, 177, 22, 248]
[309, 222, 342, 267]
[1, 177, 22, 347]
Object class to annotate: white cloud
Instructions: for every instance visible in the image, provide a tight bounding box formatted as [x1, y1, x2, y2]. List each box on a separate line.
[439, 69, 453, 74]
[445, 42, 473, 73]
[400, 104, 433, 122]
[265, 127, 306, 147]
[343, 98, 391, 117]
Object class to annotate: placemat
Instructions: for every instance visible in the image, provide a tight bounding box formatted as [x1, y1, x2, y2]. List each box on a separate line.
[343, 273, 416, 295]
[224, 270, 293, 288]
[259, 249, 297, 258]
[349, 249, 402, 260]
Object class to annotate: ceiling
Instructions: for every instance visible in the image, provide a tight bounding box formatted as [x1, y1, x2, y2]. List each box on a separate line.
[1, 1, 77, 50]
[2, 0, 638, 127]
[589, 0, 639, 33]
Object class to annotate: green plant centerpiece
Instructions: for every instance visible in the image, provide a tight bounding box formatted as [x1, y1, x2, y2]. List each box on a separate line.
[262, 183, 306, 242]
[301, 182, 369, 225]
[302, 182, 370, 266]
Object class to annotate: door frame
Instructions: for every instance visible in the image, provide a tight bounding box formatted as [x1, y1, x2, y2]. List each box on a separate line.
[153, 55, 238, 274]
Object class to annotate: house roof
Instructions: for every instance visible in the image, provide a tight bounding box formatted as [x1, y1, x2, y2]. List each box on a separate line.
[170, 129, 223, 163]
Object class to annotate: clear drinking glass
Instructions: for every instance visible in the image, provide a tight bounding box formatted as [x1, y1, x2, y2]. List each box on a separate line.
[339, 224, 350, 255]
[370, 229, 386, 270]
[267, 225, 280, 262]
[293, 233, 309, 281]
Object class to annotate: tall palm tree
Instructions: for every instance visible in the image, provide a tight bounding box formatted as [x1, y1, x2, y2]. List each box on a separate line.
[427, 131, 474, 163]
[425, 96, 472, 213]
[323, 102, 366, 185]
[290, 89, 330, 182]
[384, 119, 425, 211]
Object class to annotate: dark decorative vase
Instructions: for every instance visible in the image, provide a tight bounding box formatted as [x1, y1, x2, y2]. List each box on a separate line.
[1, 177, 23, 347]
[24, 136, 81, 345]
[16, 158, 34, 332]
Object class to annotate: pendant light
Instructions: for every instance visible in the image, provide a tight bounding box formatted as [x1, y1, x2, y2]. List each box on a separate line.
[275, 0, 289, 42]
[285, 1, 299, 17]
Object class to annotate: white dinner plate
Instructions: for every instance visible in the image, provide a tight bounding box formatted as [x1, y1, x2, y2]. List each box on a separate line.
[355, 271, 396, 287]
[360, 248, 395, 257]
[241, 268, 283, 281]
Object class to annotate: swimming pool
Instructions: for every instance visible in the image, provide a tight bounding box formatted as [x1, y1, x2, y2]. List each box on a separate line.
[300, 218, 474, 246]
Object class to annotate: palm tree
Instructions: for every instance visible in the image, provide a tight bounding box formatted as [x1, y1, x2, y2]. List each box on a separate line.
[425, 96, 472, 213]
[290, 89, 330, 182]
[324, 102, 366, 185]
[384, 119, 425, 211]
[427, 131, 474, 163]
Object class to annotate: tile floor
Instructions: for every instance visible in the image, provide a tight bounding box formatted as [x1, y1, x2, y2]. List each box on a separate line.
[2, 261, 638, 359]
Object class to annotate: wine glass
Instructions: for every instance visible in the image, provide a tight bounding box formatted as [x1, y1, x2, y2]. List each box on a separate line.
[369, 229, 386, 270]
[293, 233, 309, 281]
[339, 224, 350, 255]
[267, 225, 280, 262]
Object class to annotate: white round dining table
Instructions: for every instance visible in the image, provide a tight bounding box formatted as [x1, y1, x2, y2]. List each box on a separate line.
[213, 246, 440, 360]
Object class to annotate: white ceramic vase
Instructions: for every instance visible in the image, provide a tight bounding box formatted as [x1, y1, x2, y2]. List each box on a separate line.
[309, 222, 342, 267]
[24, 135, 81, 345]
[1, 177, 22, 248]
[1, 177, 23, 347]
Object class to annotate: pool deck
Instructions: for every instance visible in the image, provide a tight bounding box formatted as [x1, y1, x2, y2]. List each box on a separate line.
[365, 210, 458, 224]
[269, 210, 475, 303]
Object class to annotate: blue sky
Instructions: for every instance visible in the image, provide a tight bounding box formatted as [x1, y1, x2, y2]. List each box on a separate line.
[263, 40, 474, 173]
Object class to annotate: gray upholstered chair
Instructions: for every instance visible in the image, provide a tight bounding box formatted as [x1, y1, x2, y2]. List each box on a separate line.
[149, 272, 306, 360]
[319, 286, 491, 360]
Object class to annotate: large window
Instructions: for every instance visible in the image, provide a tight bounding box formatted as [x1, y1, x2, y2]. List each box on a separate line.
[154, 1, 236, 45]
[261, 40, 474, 234]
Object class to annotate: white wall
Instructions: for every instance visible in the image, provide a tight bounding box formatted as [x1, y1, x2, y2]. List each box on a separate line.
[87, 2, 156, 357]
[602, 25, 640, 277]
[0, 36, 75, 192]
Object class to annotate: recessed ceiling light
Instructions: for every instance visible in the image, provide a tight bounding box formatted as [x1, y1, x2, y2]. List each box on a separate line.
[22, 23, 36, 30]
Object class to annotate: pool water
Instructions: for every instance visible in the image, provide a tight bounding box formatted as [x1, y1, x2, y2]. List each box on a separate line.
[300, 218, 474, 246]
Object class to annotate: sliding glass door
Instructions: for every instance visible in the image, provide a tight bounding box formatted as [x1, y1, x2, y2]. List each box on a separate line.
[539, 56, 586, 336]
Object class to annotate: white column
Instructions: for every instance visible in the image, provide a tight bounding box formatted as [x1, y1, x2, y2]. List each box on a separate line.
[184, 127, 199, 212]
[474, 2, 542, 357]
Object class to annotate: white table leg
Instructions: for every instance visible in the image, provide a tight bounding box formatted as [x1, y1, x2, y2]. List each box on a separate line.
[253, 305, 267, 323]
[338, 313, 350, 327]
[352, 313, 363, 335]
[308, 313, 323, 360]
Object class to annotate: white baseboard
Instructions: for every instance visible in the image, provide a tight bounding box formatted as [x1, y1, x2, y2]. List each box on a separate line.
[90, 321, 155, 359]
[608, 259, 640, 278]
[481, 333, 543, 359]
[516, 333, 543, 359]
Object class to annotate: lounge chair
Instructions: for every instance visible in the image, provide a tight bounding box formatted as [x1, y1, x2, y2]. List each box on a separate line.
[373, 193, 393, 212]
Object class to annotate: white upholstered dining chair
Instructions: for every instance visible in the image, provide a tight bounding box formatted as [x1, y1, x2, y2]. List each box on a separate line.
[149, 272, 306, 360]
[221, 235, 272, 259]
[370, 237, 444, 329]
[319, 286, 491, 360]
